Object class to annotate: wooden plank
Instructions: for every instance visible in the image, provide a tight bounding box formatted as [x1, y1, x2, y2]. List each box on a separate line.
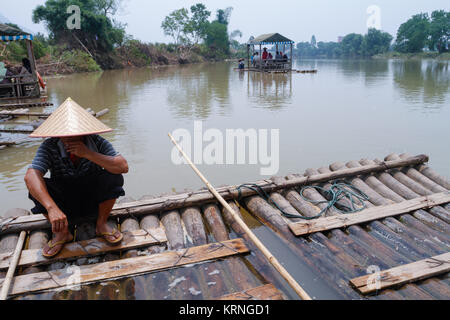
[289, 192, 450, 236]
[0, 141, 16, 147]
[6, 238, 249, 296]
[0, 102, 52, 109]
[0, 128, 34, 134]
[350, 252, 450, 295]
[0, 112, 51, 117]
[218, 284, 284, 300]
[0, 228, 167, 270]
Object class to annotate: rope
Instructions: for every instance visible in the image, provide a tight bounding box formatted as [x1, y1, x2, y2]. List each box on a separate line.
[236, 180, 369, 220]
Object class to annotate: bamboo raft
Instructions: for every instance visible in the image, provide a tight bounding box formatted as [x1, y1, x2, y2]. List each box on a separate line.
[0, 101, 53, 109]
[294, 69, 318, 74]
[235, 68, 317, 74]
[0, 153, 449, 300]
[0, 108, 110, 143]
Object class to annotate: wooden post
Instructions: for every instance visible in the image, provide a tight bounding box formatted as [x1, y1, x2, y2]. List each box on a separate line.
[290, 43, 293, 70]
[25, 40, 37, 79]
[259, 44, 262, 70]
[168, 133, 312, 300]
[247, 45, 250, 69]
[0, 231, 26, 300]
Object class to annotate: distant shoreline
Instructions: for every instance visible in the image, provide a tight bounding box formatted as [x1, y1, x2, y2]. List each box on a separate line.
[293, 53, 450, 61]
[372, 52, 450, 61]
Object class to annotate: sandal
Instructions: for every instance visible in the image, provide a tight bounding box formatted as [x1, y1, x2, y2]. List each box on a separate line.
[97, 228, 123, 245]
[42, 235, 74, 258]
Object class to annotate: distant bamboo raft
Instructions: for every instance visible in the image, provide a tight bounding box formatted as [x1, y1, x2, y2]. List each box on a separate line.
[0, 153, 449, 300]
[294, 69, 318, 74]
[0, 101, 53, 109]
[0, 108, 110, 137]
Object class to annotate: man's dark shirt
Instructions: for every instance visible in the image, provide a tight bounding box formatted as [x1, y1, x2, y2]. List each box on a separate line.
[29, 135, 118, 179]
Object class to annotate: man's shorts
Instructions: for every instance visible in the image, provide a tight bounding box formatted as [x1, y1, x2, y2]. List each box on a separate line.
[29, 170, 125, 226]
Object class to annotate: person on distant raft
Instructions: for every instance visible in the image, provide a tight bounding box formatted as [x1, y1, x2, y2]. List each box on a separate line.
[262, 47, 268, 60]
[275, 51, 282, 60]
[24, 97, 129, 258]
[252, 52, 260, 66]
[238, 58, 245, 69]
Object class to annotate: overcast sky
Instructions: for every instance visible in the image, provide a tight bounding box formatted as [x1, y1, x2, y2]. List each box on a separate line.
[2, 0, 449, 43]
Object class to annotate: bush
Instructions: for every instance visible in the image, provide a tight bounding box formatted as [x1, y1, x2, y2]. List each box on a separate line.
[60, 50, 101, 73]
[4, 42, 27, 62]
[122, 40, 152, 66]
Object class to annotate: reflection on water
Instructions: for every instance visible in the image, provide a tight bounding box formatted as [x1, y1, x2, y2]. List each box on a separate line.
[166, 63, 231, 119]
[392, 60, 449, 110]
[335, 59, 390, 87]
[0, 59, 449, 214]
[247, 72, 292, 110]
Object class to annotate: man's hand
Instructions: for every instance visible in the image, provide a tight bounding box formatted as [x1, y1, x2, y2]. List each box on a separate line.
[47, 206, 68, 233]
[64, 141, 91, 159]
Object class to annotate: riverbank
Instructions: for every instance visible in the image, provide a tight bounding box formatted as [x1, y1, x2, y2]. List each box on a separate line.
[373, 51, 450, 60]
[35, 44, 219, 77]
[2, 39, 232, 77]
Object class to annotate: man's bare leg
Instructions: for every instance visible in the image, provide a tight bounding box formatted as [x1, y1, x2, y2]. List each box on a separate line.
[42, 214, 73, 256]
[96, 199, 122, 242]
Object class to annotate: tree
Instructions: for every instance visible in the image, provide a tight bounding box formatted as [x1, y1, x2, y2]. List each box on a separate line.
[33, 0, 125, 60]
[95, 0, 123, 16]
[187, 3, 211, 44]
[205, 21, 229, 55]
[202, 7, 233, 57]
[362, 28, 393, 56]
[428, 10, 449, 53]
[341, 33, 364, 57]
[296, 42, 314, 57]
[216, 7, 233, 25]
[161, 8, 190, 45]
[395, 13, 430, 53]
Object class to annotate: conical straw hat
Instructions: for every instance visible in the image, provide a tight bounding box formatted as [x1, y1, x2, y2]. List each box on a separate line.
[29, 97, 113, 138]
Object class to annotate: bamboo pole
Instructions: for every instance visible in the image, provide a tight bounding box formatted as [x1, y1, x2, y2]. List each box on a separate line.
[168, 133, 311, 300]
[279, 173, 418, 299]
[0, 231, 26, 300]
[329, 162, 449, 254]
[344, 160, 450, 247]
[384, 154, 450, 223]
[202, 204, 261, 293]
[180, 206, 235, 299]
[360, 158, 450, 237]
[330, 161, 450, 295]
[399, 153, 450, 190]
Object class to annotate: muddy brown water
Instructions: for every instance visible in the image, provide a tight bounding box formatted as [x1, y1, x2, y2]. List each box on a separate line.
[1, 59, 449, 300]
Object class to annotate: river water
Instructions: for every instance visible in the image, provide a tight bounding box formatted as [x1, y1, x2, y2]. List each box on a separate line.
[1, 59, 448, 215]
[0, 59, 449, 299]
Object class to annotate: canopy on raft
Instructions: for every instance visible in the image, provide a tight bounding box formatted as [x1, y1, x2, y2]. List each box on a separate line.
[248, 33, 294, 45]
[0, 23, 33, 41]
